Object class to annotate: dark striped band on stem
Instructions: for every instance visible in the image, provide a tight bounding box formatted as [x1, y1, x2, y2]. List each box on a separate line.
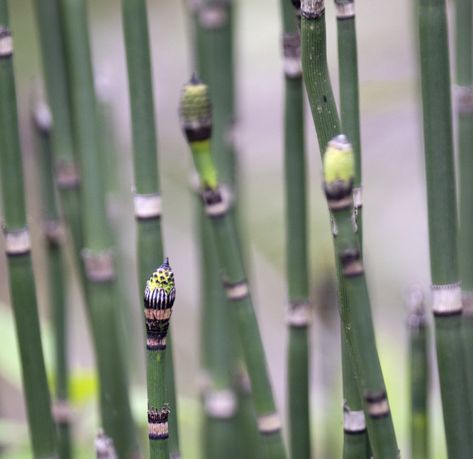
[134, 193, 162, 220]
[0, 26, 13, 58]
[343, 405, 366, 435]
[364, 391, 390, 419]
[282, 32, 302, 79]
[203, 187, 230, 218]
[55, 160, 80, 190]
[340, 248, 364, 277]
[4, 228, 31, 256]
[455, 85, 473, 114]
[286, 301, 311, 327]
[257, 412, 282, 436]
[44, 220, 65, 247]
[82, 250, 115, 283]
[224, 280, 250, 301]
[148, 406, 170, 440]
[52, 399, 73, 425]
[432, 282, 462, 317]
[353, 186, 362, 211]
[335, 2, 355, 19]
[300, 0, 325, 19]
[204, 389, 238, 419]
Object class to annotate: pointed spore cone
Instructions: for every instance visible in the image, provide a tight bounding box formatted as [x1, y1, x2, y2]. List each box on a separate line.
[144, 258, 176, 350]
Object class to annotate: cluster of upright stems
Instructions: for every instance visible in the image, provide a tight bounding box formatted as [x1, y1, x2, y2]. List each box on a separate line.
[2, 0, 473, 457]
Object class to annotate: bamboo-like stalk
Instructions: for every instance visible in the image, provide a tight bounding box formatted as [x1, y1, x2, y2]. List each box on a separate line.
[191, 1, 245, 457]
[323, 136, 398, 458]
[59, 0, 138, 456]
[119, 2, 180, 455]
[0, 4, 57, 457]
[144, 258, 176, 459]
[406, 288, 429, 459]
[179, 77, 287, 459]
[416, 0, 473, 455]
[32, 0, 84, 278]
[32, 102, 72, 459]
[455, 0, 473, 416]
[334, 2, 370, 457]
[279, 1, 311, 458]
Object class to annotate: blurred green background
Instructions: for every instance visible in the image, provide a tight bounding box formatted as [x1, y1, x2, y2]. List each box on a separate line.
[0, 0, 454, 457]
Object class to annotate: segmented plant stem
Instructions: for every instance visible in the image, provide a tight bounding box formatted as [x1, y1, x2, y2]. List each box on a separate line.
[119, 1, 180, 454]
[323, 137, 398, 458]
[0, 4, 57, 457]
[455, 0, 473, 416]
[334, 1, 369, 457]
[60, 0, 138, 456]
[280, 1, 311, 458]
[180, 79, 287, 459]
[417, 0, 473, 455]
[33, 103, 72, 459]
[406, 289, 429, 459]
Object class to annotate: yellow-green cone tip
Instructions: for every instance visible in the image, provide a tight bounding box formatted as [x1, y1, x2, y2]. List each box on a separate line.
[179, 76, 212, 142]
[323, 134, 354, 187]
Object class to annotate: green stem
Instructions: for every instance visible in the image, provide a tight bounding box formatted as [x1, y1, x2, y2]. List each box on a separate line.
[33, 103, 72, 459]
[119, 2, 180, 454]
[0, 4, 57, 457]
[60, 0, 139, 456]
[406, 288, 429, 459]
[180, 79, 287, 459]
[280, 2, 311, 458]
[417, 0, 473, 455]
[323, 136, 398, 458]
[455, 0, 473, 420]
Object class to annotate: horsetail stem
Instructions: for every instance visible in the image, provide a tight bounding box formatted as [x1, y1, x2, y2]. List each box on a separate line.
[59, 0, 139, 455]
[33, 101, 72, 459]
[323, 136, 399, 458]
[179, 77, 287, 459]
[144, 258, 176, 459]
[406, 287, 429, 459]
[454, 0, 473, 418]
[0, 5, 57, 457]
[416, 0, 473, 455]
[280, 1, 311, 458]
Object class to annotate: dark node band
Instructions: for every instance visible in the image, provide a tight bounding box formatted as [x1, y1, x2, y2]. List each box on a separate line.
[184, 125, 212, 142]
[365, 391, 390, 419]
[148, 407, 170, 440]
[340, 248, 363, 277]
[224, 279, 249, 301]
[301, 4, 325, 20]
[324, 179, 354, 201]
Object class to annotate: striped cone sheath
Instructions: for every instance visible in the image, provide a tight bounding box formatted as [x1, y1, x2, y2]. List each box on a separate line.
[144, 258, 176, 350]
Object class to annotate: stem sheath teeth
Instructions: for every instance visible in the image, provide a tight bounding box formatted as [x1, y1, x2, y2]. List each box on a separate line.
[300, 0, 325, 19]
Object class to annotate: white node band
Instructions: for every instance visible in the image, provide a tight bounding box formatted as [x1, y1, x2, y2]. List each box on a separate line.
[82, 250, 115, 283]
[342, 259, 364, 277]
[258, 412, 282, 434]
[283, 57, 302, 78]
[327, 194, 353, 211]
[0, 29, 13, 57]
[432, 283, 462, 315]
[366, 397, 390, 418]
[148, 421, 169, 438]
[225, 281, 249, 301]
[52, 400, 72, 424]
[205, 198, 229, 218]
[5, 228, 31, 256]
[44, 220, 64, 245]
[287, 302, 311, 327]
[353, 187, 362, 209]
[134, 193, 162, 219]
[205, 389, 237, 419]
[199, 4, 227, 29]
[336, 3, 355, 18]
[301, 0, 325, 18]
[56, 161, 80, 189]
[343, 409, 366, 433]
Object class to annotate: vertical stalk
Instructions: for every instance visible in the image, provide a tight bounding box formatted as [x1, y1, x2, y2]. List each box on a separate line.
[59, 0, 138, 456]
[0, 4, 57, 457]
[406, 288, 429, 459]
[144, 259, 176, 459]
[191, 1, 246, 457]
[416, 0, 473, 456]
[180, 78, 287, 459]
[322, 136, 399, 458]
[334, 1, 369, 457]
[119, 2, 180, 455]
[33, 102, 72, 459]
[455, 0, 473, 416]
[32, 0, 84, 280]
[280, 1, 311, 458]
